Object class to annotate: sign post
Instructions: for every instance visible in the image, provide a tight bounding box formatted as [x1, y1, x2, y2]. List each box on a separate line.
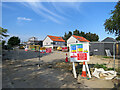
[73, 62, 77, 78]
[69, 42, 91, 78]
[85, 62, 91, 78]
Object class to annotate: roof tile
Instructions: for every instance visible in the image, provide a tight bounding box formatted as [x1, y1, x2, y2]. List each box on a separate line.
[48, 35, 65, 42]
[72, 35, 90, 42]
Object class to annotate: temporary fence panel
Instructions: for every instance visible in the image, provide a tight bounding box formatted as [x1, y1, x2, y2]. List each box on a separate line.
[29, 45, 40, 51]
[46, 48, 52, 53]
[62, 47, 68, 51]
[40, 50, 46, 53]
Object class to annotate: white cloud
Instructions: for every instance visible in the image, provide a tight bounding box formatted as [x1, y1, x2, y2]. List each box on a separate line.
[2, 0, 82, 24]
[20, 1, 83, 24]
[17, 17, 32, 21]
[21, 2, 65, 24]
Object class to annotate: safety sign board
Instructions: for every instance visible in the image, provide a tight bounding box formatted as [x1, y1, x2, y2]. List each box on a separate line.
[69, 43, 89, 62]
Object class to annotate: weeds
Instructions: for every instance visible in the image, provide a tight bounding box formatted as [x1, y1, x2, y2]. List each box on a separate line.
[93, 63, 118, 71]
[103, 56, 111, 58]
[94, 63, 107, 70]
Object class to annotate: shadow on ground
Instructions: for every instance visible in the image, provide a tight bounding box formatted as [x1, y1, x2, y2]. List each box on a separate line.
[2, 49, 51, 61]
[2, 58, 86, 88]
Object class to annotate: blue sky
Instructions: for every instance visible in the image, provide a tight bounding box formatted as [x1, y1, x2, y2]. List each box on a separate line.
[2, 2, 117, 42]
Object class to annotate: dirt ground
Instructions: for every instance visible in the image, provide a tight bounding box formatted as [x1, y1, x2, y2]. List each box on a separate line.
[2, 50, 120, 88]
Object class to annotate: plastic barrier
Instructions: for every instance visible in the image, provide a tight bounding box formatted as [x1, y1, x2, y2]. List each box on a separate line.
[40, 50, 46, 53]
[62, 47, 68, 51]
[46, 48, 52, 53]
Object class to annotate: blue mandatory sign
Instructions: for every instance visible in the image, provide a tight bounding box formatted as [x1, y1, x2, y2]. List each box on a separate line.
[71, 45, 76, 50]
[77, 44, 83, 48]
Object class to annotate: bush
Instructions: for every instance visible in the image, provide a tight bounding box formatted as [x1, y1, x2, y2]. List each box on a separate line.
[3, 45, 13, 50]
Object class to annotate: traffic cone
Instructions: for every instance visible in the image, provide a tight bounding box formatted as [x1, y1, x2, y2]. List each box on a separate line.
[81, 61, 87, 77]
[65, 53, 68, 62]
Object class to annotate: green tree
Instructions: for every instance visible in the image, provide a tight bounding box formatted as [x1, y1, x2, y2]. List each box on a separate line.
[8, 36, 20, 47]
[63, 31, 72, 45]
[73, 29, 79, 36]
[67, 31, 72, 39]
[63, 30, 99, 42]
[63, 32, 67, 41]
[85, 32, 99, 41]
[79, 31, 86, 37]
[0, 27, 9, 39]
[104, 1, 120, 36]
[2, 40, 6, 46]
[116, 36, 120, 41]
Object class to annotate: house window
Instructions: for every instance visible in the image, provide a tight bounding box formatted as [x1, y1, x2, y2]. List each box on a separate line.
[76, 41, 78, 43]
[59, 42, 61, 44]
[51, 42, 55, 45]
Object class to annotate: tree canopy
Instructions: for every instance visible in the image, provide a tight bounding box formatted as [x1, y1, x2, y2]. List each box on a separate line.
[8, 36, 20, 47]
[116, 36, 120, 41]
[2, 40, 6, 46]
[104, 1, 120, 36]
[63, 29, 99, 42]
[0, 27, 9, 40]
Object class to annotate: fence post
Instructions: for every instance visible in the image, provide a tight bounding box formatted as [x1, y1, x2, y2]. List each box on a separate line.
[113, 42, 116, 72]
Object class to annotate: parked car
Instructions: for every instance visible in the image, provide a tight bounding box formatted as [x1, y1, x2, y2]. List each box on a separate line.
[19, 45, 25, 49]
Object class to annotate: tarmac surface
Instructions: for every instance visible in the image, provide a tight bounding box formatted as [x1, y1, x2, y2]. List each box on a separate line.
[2, 49, 119, 88]
[2, 50, 88, 88]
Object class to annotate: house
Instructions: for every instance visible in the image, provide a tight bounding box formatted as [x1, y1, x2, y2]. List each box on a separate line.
[23, 37, 43, 50]
[24, 37, 42, 46]
[67, 35, 90, 47]
[89, 37, 120, 56]
[43, 35, 65, 49]
[101, 37, 117, 42]
[27, 37, 39, 45]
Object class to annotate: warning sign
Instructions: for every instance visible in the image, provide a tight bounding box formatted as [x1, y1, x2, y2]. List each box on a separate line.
[69, 43, 89, 62]
[77, 53, 87, 60]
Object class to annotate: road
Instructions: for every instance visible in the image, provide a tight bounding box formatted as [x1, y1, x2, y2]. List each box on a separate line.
[2, 50, 89, 88]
